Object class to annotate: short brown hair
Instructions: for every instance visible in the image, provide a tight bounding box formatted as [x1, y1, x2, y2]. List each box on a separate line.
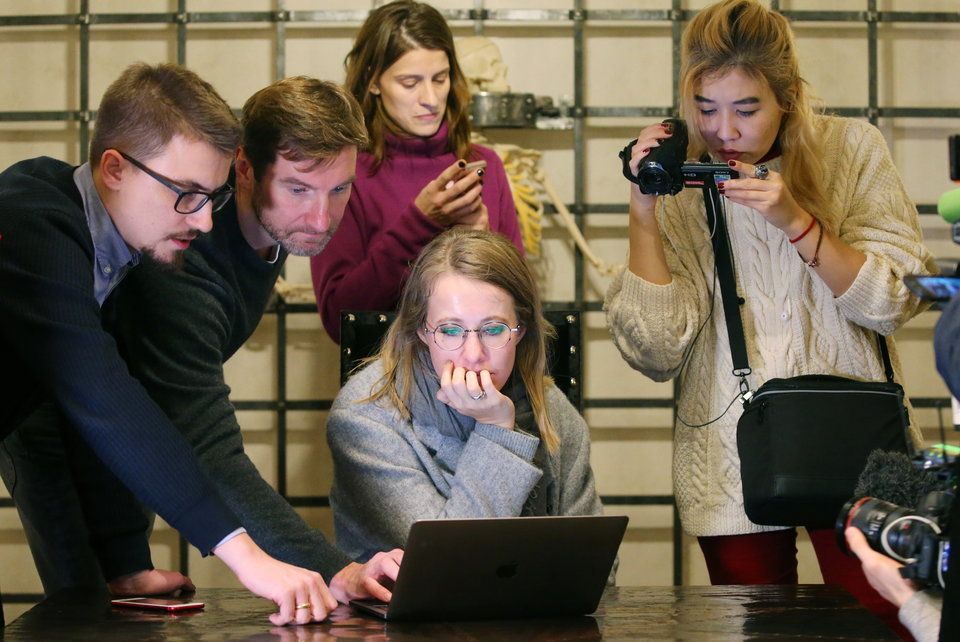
[241, 76, 368, 180]
[89, 62, 239, 166]
[344, 1, 474, 171]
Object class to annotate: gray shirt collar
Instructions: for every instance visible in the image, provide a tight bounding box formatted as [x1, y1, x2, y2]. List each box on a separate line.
[73, 163, 140, 306]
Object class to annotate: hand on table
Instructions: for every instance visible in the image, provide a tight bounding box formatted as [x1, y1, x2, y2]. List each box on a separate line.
[107, 568, 195, 596]
[329, 549, 404, 604]
[214, 533, 338, 626]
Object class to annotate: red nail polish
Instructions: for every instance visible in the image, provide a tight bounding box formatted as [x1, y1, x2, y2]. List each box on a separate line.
[727, 160, 736, 167]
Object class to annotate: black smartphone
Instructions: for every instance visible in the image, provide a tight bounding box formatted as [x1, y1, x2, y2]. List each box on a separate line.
[950, 134, 960, 182]
[111, 596, 205, 612]
[903, 274, 960, 302]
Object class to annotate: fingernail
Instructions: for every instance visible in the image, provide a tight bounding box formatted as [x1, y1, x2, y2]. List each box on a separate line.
[477, 168, 485, 177]
[727, 160, 736, 167]
[663, 123, 673, 133]
[458, 160, 466, 169]
[640, 148, 650, 155]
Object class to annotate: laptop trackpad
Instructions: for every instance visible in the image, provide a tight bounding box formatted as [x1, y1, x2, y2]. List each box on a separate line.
[349, 598, 389, 619]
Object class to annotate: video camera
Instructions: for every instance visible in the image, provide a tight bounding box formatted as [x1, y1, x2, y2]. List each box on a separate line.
[618, 118, 738, 195]
[836, 447, 956, 588]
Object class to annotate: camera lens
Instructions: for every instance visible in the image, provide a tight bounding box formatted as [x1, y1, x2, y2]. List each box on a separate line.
[836, 497, 908, 554]
[637, 162, 674, 195]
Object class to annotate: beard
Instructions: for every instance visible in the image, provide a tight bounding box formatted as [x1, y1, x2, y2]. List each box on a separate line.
[142, 245, 186, 270]
[250, 180, 336, 257]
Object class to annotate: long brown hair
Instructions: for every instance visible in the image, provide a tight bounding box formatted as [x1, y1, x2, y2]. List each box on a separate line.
[365, 228, 560, 453]
[344, 1, 473, 171]
[680, 0, 831, 229]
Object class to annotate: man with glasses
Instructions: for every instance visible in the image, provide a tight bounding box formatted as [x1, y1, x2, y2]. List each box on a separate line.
[3, 74, 402, 620]
[0, 63, 369, 626]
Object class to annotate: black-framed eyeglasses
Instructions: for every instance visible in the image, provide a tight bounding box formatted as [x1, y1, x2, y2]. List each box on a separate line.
[118, 151, 234, 215]
[424, 322, 522, 351]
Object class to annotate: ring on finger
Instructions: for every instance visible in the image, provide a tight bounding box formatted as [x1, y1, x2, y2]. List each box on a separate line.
[754, 164, 770, 180]
[296, 602, 311, 610]
[471, 391, 486, 400]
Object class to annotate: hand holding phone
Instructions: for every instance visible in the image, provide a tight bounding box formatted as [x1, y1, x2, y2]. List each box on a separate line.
[416, 159, 486, 226]
[111, 596, 206, 612]
[444, 160, 487, 190]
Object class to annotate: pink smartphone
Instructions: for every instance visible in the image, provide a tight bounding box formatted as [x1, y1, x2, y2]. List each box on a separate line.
[111, 596, 206, 612]
[462, 159, 487, 172]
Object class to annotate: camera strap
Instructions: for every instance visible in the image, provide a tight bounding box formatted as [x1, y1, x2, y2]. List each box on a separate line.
[702, 186, 752, 395]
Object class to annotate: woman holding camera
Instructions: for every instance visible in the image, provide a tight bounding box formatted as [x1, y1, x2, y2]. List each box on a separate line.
[310, 0, 522, 343]
[604, 0, 934, 630]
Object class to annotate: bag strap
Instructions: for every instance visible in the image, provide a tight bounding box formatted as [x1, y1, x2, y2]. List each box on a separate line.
[705, 186, 897, 388]
[703, 187, 751, 393]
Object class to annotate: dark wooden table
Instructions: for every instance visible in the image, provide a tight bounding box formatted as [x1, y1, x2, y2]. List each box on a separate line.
[1, 585, 896, 641]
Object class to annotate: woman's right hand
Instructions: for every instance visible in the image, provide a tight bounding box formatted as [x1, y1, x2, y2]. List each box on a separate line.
[436, 361, 515, 429]
[415, 160, 484, 227]
[213, 533, 338, 626]
[627, 121, 675, 218]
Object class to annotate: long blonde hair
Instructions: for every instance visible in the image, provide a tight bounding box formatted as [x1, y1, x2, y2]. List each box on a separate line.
[680, 0, 831, 228]
[365, 228, 560, 453]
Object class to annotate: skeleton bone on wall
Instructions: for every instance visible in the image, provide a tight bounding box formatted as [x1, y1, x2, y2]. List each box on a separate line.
[458, 36, 621, 275]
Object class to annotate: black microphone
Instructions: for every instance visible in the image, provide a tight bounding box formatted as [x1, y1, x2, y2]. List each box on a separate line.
[853, 449, 943, 508]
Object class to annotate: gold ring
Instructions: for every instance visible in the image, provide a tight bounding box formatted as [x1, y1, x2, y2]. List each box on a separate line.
[296, 602, 311, 610]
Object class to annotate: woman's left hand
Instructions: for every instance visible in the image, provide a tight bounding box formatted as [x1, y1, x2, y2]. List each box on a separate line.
[453, 202, 489, 232]
[722, 160, 814, 239]
[436, 361, 514, 429]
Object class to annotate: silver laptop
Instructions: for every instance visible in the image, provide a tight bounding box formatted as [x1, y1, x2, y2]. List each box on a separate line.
[349, 514, 628, 621]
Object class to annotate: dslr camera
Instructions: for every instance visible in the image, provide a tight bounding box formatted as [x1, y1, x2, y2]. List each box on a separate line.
[618, 118, 738, 195]
[836, 448, 955, 588]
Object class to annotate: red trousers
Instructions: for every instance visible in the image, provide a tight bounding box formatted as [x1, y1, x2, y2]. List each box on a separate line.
[698, 528, 912, 640]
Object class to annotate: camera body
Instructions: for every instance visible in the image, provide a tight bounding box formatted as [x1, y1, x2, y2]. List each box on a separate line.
[618, 118, 738, 195]
[838, 492, 951, 588]
[838, 448, 955, 588]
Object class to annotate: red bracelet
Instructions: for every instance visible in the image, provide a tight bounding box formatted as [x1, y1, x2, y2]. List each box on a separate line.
[789, 217, 817, 244]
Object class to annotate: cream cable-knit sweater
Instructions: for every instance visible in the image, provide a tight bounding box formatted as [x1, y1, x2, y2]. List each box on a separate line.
[604, 115, 936, 537]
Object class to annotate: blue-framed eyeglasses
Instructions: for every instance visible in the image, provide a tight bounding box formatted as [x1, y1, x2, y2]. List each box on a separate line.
[424, 322, 522, 351]
[118, 151, 234, 215]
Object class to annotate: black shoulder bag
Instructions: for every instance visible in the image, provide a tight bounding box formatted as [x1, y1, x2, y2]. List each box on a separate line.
[704, 186, 911, 529]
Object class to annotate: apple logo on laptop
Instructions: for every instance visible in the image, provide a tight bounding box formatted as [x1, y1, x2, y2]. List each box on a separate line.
[496, 561, 519, 579]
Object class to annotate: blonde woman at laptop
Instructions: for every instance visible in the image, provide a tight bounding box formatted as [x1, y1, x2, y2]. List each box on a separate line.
[327, 229, 604, 563]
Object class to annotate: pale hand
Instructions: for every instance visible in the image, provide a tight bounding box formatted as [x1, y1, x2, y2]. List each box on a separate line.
[844, 527, 918, 608]
[329, 549, 404, 604]
[626, 121, 675, 216]
[721, 160, 813, 237]
[436, 361, 515, 429]
[453, 202, 489, 232]
[213, 533, 338, 626]
[107, 568, 196, 596]
[415, 160, 484, 227]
